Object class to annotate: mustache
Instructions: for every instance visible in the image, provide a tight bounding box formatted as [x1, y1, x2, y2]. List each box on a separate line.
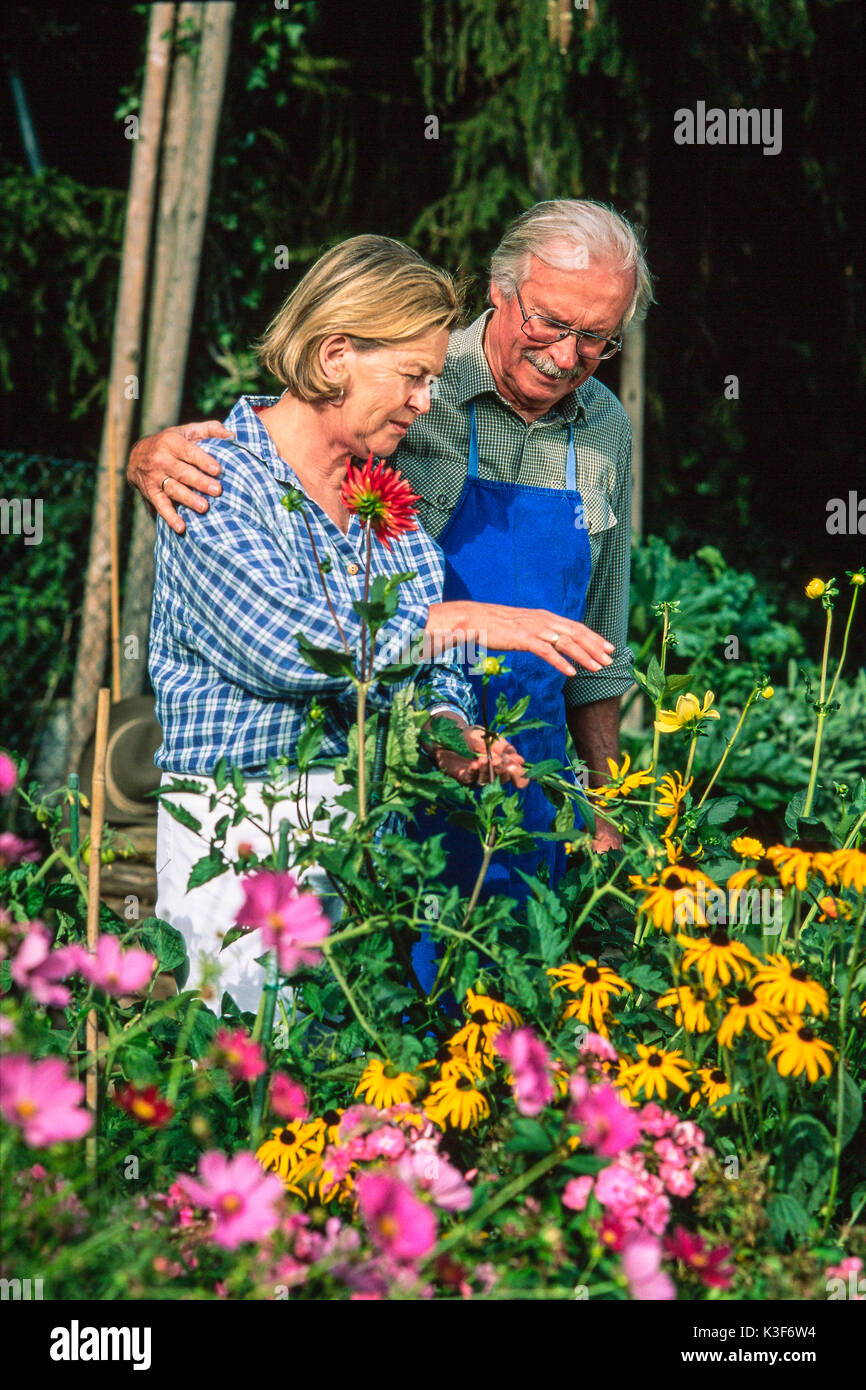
[523, 350, 584, 381]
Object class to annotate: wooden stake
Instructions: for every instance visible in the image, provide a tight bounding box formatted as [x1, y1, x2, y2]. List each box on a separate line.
[107, 407, 121, 702]
[85, 687, 111, 1169]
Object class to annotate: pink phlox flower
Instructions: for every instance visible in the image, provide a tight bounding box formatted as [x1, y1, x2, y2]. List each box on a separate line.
[0, 1053, 92, 1146]
[562, 1175, 594, 1211]
[571, 1082, 642, 1156]
[0, 832, 40, 867]
[364, 1125, 407, 1161]
[622, 1232, 676, 1301]
[72, 933, 155, 995]
[638, 1102, 679, 1137]
[356, 1171, 437, 1261]
[0, 752, 18, 796]
[660, 1163, 696, 1198]
[234, 871, 330, 976]
[10, 924, 79, 1007]
[176, 1150, 285, 1250]
[494, 1025, 555, 1117]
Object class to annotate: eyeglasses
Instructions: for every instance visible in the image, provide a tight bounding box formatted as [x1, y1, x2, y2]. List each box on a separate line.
[514, 286, 623, 360]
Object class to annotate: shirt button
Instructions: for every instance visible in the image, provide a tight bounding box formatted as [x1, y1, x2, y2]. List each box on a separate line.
[347, 562, 359, 575]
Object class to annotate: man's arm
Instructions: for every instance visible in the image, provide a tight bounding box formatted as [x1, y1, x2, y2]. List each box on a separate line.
[128, 422, 230, 534]
[567, 696, 623, 852]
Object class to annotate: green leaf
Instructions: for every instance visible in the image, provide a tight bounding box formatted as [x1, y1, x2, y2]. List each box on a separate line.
[699, 794, 742, 826]
[213, 755, 228, 791]
[295, 631, 356, 679]
[767, 1192, 812, 1245]
[507, 1117, 555, 1155]
[425, 716, 471, 756]
[829, 1067, 863, 1150]
[187, 850, 228, 891]
[160, 799, 202, 834]
[664, 673, 694, 694]
[646, 655, 666, 704]
[453, 949, 480, 1003]
[138, 918, 187, 972]
[784, 790, 808, 832]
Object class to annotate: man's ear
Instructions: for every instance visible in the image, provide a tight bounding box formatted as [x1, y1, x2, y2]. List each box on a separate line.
[489, 278, 504, 312]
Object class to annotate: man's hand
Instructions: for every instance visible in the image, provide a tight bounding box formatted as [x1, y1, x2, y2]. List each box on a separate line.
[425, 601, 615, 677]
[128, 421, 231, 534]
[425, 719, 528, 789]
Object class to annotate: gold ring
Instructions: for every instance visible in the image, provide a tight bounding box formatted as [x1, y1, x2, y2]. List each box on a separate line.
[550, 631, 562, 648]
[160, 476, 170, 492]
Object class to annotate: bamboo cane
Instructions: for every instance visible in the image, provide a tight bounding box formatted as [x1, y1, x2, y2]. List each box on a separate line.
[85, 687, 111, 1170]
[107, 407, 122, 702]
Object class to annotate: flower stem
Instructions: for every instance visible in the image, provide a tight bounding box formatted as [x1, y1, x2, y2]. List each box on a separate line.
[298, 509, 351, 655]
[648, 607, 670, 810]
[803, 605, 833, 819]
[823, 904, 864, 1233]
[696, 687, 760, 809]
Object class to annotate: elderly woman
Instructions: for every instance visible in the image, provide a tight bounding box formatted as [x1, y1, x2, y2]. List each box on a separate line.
[150, 235, 531, 1012]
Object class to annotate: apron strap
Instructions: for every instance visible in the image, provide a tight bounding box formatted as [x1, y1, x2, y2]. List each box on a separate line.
[469, 402, 578, 490]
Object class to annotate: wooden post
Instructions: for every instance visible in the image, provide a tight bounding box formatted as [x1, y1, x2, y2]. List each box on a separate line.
[85, 687, 111, 1170]
[107, 407, 122, 702]
[120, 1, 237, 698]
[65, 3, 176, 777]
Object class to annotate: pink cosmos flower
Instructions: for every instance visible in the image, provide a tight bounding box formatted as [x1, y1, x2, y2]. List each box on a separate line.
[355, 1172, 437, 1261]
[176, 1151, 285, 1250]
[578, 1031, 618, 1063]
[0, 752, 18, 796]
[622, 1233, 676, 1301]
[638, 1103, 679, 1138]
[10, 924, 79, 1007]
[494, 1025, 555, 1117]
[71, 934, 156, 995]
[235, 871, 331, 976]
[397, 1148, 473, 1212]
[213, 1027, 266, 1082]
[365, 1126, 407, 1161]
[0, 1015, 14, 1037]
[0, 832, 40, 867]
[562, 1175, 595, 1211]
[664, 1227, 734, 1289]
[571, 1083, 642, 1157]
[0, 1054, 92, 1147]
[270, 1072, 309, 1121]
[597, 1213, 628, 1251]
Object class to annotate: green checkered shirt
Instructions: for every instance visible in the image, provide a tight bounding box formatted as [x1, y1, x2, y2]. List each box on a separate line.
[393, 310, 635, 707]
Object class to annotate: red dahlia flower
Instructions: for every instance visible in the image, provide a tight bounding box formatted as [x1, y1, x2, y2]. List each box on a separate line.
[114, 1083, 175, 1128]
[340, 453, 420, 550]
[663, 1226, 734, 1288]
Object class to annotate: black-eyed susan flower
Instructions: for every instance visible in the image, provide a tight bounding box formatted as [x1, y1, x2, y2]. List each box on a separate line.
[463, 986, 522, 1028]
[817, 896, 853, 923]
[829, 849, 866, 893]
[256, 1118, 328, 1187]
[629, 863, 716, 935]
[727, 853, 780, 895]
[590, 753, 654, 803]
[731, 836, 766, 860]
[654, 690, 720, 734]
[448, 988, 522, 1066]
[548, 959, 632, 1030]
[620, 1044, 692, 1101]
[656, 983, 717, 1033]
[767, 1018, 835, 1081]
[689, 1066, 731, 1109]
[424, 1059, 490, 1130]
[677, 929, 758, 988]
[655, 771, 693, 837]
[750, 955, 829, 1017]
[765, 843, 837, 891]
[355, 1058, 419, 1108]
[717, 987, 781, 1047]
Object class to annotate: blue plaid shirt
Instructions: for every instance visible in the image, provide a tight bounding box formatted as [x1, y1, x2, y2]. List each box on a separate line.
[149, 395, 476, 775]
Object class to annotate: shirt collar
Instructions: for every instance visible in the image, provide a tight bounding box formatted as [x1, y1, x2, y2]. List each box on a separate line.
[226, 393, 296, 483]
[454, 310, 587, 423]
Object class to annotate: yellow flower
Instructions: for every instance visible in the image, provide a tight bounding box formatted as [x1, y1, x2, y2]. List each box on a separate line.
[678, 929, 758, 988]
[767, 1018, 834, 1081]
[656, 983, 717, 1033]
[654, 691, 720, 734]
[851, 571, 865, 588]
[750, 955, 829, 1017]
[629, 862, 717, 935]
[256, 1118, 328, 1189]
[760, 686, 774, 699]
[731, 836, 766, 859]
[727, 854, 779, 894]
[620, 1044, 692, 1101]
[463, 986, 522, 1028]
[817, 896, 853, 923]
[424, 1059, 490, 1130]
[829, 849, 866, 893]
[689, 1066, 731, 1109]
[805, 578, 826, 599]
[354, 1058, 419, 1108]
[482, 657, 503, 676]
[655, 771, 693, 837]
[765, 844, 837, 891]
[548, 959, 631, 1030]
[591, 753, 654, 803]
[717, 987, 781, 1047]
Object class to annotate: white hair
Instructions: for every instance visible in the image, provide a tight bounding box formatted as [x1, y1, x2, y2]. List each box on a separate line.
[490, 199, 655, 328]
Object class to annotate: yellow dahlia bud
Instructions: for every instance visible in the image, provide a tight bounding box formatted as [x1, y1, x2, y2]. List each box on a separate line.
[805, 579, 826, 599]
[761, 686, 774, 699]
[851, 571, 865, 587]
[482, 657, 503, 676]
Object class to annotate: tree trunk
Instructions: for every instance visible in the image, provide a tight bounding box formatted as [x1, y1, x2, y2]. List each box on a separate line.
[620, 151, 649, 737]
[65, 3, 176, 778]
[119, 1, 236, 699]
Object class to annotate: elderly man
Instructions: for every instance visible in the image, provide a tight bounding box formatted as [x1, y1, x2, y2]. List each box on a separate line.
[129, 199, 651, 879]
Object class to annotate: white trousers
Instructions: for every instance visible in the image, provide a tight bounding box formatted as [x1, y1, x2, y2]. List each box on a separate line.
[154, 769, 346, 1016]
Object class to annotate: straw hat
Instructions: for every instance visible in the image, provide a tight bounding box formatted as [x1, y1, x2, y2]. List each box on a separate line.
[77, 696, 164, 824]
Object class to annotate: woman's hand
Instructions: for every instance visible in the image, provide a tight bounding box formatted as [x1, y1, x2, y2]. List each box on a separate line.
[424, 601, 615, 677]
[425, 717, 528, 789]
[127, 421, 231, 534]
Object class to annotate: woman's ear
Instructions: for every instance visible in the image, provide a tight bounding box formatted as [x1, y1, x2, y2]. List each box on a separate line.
[318, 333, 352, 396]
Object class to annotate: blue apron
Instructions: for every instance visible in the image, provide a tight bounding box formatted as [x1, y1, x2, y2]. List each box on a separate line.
[410, 400, 592, 992]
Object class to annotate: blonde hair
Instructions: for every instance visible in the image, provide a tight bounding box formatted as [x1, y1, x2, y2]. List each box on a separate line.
[490, 199, 655, 328]
[257, 235, 462, 401]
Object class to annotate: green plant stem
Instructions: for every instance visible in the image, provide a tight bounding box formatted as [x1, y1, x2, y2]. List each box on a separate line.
[683, 731, 699, 785]
[321, 941, 384, 1051]
[824, 584, 859, 711]
[823, 905, 864, 1233]
[648, 606, 670, 809]
[424, 1145, 569, 1265]
[298, 508, 351, 654]
[250, 820, 291, 1144]
[803, 605, 833, 819]
[696, 687, 760, 809]
[356, 681, 369, 820]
